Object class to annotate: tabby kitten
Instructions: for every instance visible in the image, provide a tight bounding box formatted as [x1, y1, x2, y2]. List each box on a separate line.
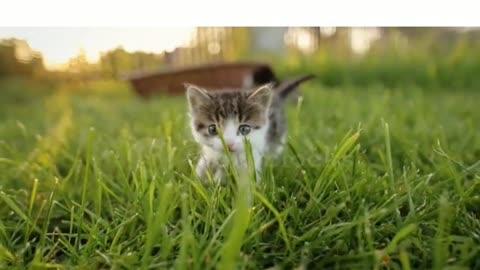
[185, 75, 314, 185]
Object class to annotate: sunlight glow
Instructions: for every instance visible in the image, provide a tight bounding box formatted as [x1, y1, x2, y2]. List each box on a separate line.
[320, 27, 336, 37]
[208, 41, 221, 55]
[350, 27, 381, 54]
[284, 27, 315, 54]
[0, 28, 196, 69]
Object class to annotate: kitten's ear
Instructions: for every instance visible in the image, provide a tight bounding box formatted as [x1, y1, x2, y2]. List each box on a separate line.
[247, 83, 273, 107]
[184, 83, 211, 109]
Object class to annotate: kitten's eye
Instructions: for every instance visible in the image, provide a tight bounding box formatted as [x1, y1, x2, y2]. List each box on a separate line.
[238, 125, 251, 135]
[207, 125, 218, 135]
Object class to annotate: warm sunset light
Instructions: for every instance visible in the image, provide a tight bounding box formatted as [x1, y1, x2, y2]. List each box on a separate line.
[0, 27, 196, 69]
[1, 25, 479, 269]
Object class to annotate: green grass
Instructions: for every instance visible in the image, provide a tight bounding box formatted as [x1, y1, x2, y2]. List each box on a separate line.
[0, 78, 479, 269]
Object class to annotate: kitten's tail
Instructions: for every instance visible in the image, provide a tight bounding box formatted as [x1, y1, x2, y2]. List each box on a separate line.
[275, 74, 315, 100]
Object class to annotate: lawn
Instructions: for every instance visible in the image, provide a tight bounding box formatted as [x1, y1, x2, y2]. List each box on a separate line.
[0, 78, 479, 269]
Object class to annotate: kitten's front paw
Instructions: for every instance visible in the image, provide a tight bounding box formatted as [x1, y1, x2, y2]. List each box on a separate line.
[213, 170, 227, 186]
[198, 169, 226, 187]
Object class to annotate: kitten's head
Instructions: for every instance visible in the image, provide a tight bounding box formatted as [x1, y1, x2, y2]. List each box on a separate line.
[185, 83, 273, 153]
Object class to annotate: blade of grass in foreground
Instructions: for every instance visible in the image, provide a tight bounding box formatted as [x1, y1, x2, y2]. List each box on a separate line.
[217, 134, 260, 268]
[253, 191, 292, 252]
[175, 193, 192, 270]
[142, 182, 174, 269]
[0, 244, 15, 264]
[25, 178, 39, 246]
[310, 130, 360, 203]
[382, 120, 402, 225]
[0, 191, 42, 234]
[433, 195, 453, 269]
[76, 127, 95, 251]
[219, 171, 252, 269]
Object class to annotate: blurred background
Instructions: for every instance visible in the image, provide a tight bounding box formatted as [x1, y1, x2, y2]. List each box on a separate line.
[1, 27, 479, 94]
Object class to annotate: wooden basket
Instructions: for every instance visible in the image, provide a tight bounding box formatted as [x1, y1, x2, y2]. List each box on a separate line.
[123, 62, 278, 98]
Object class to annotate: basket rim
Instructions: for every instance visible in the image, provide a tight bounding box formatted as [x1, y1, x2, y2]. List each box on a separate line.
[120, 61, 273, 81]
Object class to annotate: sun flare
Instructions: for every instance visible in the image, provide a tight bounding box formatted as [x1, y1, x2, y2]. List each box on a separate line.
[0, 27, 196, 70]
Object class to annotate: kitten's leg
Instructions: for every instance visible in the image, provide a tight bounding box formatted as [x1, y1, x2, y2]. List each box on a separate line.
[196, 157, 225, 186]
[213, 168, 226, 186]
[273, 134, 287, 160]
[195, 157, 208, 183]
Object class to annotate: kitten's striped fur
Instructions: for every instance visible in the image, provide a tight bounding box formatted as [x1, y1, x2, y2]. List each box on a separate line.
[185, 74, 314, 185]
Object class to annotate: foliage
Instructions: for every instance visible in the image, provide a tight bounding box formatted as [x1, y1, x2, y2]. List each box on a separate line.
[99, 47, 166, 78]
[0, 79, 479, 269]
[0, 39, 45, 79]
[273, 32, 480, 89]
[2, 28, 480, 89]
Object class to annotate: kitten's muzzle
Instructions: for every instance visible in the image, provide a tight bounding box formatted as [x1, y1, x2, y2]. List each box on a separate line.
[227, 143, 236, 152]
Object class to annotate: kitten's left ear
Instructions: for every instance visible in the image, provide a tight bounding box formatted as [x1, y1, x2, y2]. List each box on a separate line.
[184, 83, 211, 109]
[247, 83, 273, 107]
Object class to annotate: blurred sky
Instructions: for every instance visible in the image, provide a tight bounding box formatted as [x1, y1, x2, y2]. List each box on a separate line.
[0, 27, 196, 69]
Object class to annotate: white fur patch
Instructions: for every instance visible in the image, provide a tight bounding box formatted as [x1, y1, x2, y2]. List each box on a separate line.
[192, 116, 269, 184]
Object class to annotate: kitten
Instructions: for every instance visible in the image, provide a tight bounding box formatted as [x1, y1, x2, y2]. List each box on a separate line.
[185, 74, 314, 185]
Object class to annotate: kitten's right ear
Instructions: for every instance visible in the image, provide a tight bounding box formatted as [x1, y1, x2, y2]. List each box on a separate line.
[247, 83, 273, 107]
[184, 83, 211, 109]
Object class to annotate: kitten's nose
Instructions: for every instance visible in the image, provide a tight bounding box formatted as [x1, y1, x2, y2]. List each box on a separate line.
[227, 143, 235, 152]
